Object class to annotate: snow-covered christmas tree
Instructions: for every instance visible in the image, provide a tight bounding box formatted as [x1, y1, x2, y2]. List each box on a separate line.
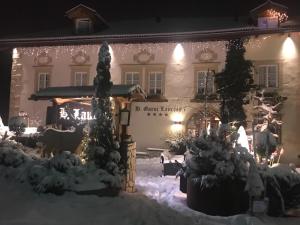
[215, 38, 254, 127]
[86, 42, 121, 188]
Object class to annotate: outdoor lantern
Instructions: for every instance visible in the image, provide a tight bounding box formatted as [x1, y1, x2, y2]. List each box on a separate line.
[120, 108, 130, 126]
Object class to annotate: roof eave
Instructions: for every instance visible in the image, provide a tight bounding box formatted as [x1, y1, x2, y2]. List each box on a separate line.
[65, 3, 97, 15]
[1, 26, 299, 48]
[250, 0, 288, 14]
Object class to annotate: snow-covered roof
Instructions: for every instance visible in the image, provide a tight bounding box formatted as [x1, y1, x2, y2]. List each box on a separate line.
[250, 0, 288, 14]
[0, 3, 299, 49]
[65, 3, 98, 15]
[29, 84, 146, 100]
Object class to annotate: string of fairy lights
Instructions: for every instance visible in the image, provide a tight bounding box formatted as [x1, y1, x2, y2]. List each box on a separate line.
[266, 9, 288, 23]
[16, 36, 273, 60]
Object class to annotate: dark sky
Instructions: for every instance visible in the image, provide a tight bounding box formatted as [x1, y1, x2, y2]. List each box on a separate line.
[1, 0, 300, 35]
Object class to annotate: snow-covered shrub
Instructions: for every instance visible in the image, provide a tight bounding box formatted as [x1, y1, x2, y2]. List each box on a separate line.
[109, 150, 121, 163]
[259, 163, 300, 216]
[48, 151, 81, 172]
[34, 173, 66, 194]
[105, 161, 119, 175]
[28, 164, 48, 185]
[183, 130, 265, 216]
[8, 116, 26, 136]
[185, 130, 263, 195]
[165, 135, 188, 155]
[98, 170, 121, 188]
[0, 141, 30, 167]
[0, 115, 120, 196]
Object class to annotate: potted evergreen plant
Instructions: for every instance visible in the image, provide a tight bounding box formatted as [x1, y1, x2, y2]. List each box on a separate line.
[184, 127, 263, 216]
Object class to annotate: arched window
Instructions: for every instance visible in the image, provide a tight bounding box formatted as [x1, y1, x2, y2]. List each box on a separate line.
[186, 108, 220, 137]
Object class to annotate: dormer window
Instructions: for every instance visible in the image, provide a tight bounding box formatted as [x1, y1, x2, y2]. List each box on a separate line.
[66, 4, 108, 35]
[258, 17, 278, 29]
[250, 1, 288, 29]
[76, 18, 92, 34]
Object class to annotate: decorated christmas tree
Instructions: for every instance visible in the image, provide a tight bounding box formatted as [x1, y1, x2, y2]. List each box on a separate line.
[215, 38, 254, 126]
[87, 42, 121, 185]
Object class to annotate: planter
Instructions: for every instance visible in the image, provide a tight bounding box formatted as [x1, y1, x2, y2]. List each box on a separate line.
[163, 162, 181, 176]
[179, 174, 187, 193]
[187, 178, 249, 216]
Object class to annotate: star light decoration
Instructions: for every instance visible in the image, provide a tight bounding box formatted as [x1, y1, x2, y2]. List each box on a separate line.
[266, 9, 288, 23]
[17, 38, 269, 60]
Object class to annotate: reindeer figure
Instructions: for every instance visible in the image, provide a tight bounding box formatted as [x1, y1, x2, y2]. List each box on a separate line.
[39, 123, 86, 157]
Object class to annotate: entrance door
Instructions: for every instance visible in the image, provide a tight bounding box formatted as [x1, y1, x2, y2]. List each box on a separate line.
[186, 110, 220, 137]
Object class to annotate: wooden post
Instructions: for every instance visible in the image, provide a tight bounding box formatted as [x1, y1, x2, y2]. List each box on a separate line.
[121, 140, 136, 193]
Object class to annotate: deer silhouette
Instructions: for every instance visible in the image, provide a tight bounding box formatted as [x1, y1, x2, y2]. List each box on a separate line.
[39, 123, 86, 158]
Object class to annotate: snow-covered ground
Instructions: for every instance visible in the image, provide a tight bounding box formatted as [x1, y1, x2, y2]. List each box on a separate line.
[135, 157, 300, 225]
[0, 157, 299, 225]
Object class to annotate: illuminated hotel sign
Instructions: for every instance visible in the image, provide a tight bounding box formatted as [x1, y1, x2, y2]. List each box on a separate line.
[59, 107, 94, 121]
[135, 106, 186, 112]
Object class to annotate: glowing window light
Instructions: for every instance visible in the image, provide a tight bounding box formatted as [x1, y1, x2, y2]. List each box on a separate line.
[171, 112, 184, 122]
[173, 44, 185, 62]
[281, 36, 297, 60]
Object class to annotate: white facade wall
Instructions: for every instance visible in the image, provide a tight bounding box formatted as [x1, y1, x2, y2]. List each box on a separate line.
[12, 33, 300, 164]
[245, 33, 300, 164]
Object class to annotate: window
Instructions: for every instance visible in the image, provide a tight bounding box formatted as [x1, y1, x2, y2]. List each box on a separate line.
[196, 70, 215, 95]
[76, 18, 92, 34]
[149, 72, 163, 95]
[121, 64, 165, 97]
[258, 17, 278, 29]
[193, 63, 219, 99]
[258, 65, 278, 88]
[37, 72, 50, 91]
[74, 72, 88, 86]
[125, 72, 140, 85]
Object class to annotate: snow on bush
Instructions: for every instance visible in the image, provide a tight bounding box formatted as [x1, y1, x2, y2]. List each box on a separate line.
[0, 140, 121, 195]
[184, 130, 264, 197]
[259, 163, 300, 215]
[48, 151, 81, 172]
[28, 165, 48, 185]
[0, 140, 31, 167]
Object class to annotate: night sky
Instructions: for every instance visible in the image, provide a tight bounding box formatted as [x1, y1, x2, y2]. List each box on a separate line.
[0, 0, 299, 36]
[0, 0, 299, 123]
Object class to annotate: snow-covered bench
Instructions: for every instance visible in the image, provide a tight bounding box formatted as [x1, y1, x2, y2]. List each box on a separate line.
[136, 151, 150, 158]
[146, 147, 168, 157]
[161, 154, 184, 176]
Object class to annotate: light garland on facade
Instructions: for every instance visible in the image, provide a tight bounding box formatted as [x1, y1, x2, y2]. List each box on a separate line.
[266, 9, 288, 23]
[17, 38, 268, 60]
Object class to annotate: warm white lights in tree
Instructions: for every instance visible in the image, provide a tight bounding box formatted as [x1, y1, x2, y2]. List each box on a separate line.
[266, 9, 288, 23]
